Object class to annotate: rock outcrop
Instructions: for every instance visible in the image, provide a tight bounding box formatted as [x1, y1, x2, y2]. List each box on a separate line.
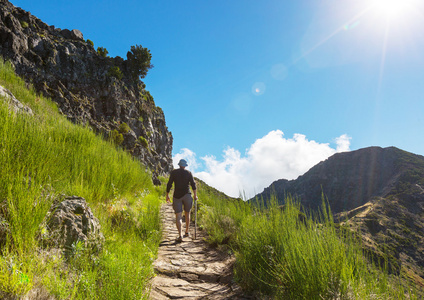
[0, 0, 173, 179]
[46, 196, 104, 254]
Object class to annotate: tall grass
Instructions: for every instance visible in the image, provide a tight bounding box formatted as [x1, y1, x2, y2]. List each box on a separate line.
[198, 189, 416, 299]
[0, 59, 163, 298]
[197, 187, 251, 246]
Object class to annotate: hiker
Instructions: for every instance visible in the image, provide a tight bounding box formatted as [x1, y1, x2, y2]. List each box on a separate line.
[166, 159, 198, 243]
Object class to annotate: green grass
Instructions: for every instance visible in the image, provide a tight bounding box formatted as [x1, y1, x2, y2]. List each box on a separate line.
[198, 188, 417, 299]
[0, 59, 164, 299]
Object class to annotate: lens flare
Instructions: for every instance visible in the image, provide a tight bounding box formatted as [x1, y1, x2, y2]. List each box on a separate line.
[343, 20, 361, 31]
[252, 82, 266, 96]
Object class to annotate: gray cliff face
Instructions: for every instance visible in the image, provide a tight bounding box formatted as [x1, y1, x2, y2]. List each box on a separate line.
[0, 0, 173, 180]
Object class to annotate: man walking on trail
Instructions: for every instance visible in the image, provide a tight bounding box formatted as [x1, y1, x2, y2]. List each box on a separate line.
[166, 159, 198, 243]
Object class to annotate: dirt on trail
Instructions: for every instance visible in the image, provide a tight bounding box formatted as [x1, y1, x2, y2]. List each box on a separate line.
[150, 204, 253, 299]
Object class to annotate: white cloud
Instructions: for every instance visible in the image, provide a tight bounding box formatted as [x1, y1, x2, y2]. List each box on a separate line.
[335, 134, 352, 152]
[172, 148, 199, 170]
[173, 130, 351, 199]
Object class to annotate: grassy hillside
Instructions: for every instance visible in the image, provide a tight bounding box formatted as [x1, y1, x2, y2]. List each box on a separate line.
[198, 190, 418, 299]
[0, 59, 165, 299]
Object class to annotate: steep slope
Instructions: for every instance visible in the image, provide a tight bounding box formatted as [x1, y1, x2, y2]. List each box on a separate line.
[338, 195, 424, 287]
[0, 0, 172, 180]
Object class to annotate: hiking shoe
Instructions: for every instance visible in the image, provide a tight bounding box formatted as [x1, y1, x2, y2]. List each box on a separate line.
[175, 236, 183, 243]
[184, 232, 190, 238]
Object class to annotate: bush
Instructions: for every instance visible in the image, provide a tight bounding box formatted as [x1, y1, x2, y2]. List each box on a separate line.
[86, 39, 94, 48]
[118, 122, 130, 134]
[141, 90, 154, 103]
[107, 66, 123, 80]
[109, 129, 123, 145]
[97, 47, 108, 58]
[20, 21, 29, 29]
[138, 136, 148, 148]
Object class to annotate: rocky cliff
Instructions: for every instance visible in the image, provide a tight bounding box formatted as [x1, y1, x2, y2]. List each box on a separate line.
[0, 0, 173, 181]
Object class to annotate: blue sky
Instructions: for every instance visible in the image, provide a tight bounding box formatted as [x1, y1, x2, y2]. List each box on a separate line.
[14, 0, 424, 197]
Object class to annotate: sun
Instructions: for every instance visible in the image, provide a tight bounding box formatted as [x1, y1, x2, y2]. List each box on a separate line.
[371, 0, 417, 19]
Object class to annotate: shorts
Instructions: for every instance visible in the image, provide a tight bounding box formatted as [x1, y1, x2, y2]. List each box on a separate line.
[172, 193, 193, 214]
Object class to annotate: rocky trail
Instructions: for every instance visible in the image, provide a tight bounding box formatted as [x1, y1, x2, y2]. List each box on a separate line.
[150, 204, 251, 299]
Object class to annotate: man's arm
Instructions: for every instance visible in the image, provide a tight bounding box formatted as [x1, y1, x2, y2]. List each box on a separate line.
[166, 172, 174, 204]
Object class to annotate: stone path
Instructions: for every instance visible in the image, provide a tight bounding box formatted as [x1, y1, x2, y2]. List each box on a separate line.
[150, 204, 251, 299]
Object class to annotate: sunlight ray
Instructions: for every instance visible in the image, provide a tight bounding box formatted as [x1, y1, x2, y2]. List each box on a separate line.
[292, 7, 372, 65]
[377, 20, 391, 96]
[372, 19, 391, 144]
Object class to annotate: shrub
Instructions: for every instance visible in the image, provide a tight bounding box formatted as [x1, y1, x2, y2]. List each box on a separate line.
[109, 129, 123, 145]
[142, 90, 154, 103]
[118, 122, 130, 134]
[20, 21, 29, 29]
[138, 136, 148, 148]
[107, 66, 123, 80]
[86, 39, 94, 48]
[97, 47, 108, 58]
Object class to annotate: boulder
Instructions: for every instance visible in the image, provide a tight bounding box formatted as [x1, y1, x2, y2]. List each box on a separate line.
[46, 196, 104, 254]
[0, 85, 33, 115]
[60, 29, 84, 40]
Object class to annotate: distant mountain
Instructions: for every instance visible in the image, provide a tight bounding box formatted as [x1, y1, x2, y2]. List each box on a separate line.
[253, 146, 424, 214]
[253, 146, 424, 287]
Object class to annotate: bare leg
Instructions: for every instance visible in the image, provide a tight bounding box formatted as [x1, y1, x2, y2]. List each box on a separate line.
[184, 211, 191, 234]
[175, 212, 182, 238]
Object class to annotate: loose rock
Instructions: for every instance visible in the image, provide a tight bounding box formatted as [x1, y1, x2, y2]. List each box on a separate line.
[46, 196, 104, 255]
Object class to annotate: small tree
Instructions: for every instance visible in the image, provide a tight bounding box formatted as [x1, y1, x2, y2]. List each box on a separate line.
[97, 47, 108, 57]
[126, 45, 153, 81]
